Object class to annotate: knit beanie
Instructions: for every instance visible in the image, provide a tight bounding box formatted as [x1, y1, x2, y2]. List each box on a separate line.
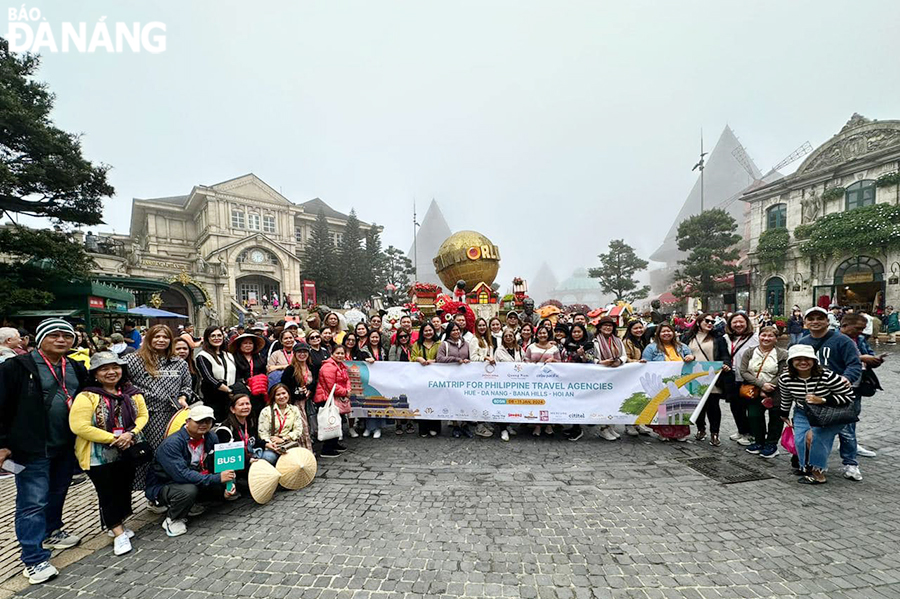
[35, 318, 76, 346]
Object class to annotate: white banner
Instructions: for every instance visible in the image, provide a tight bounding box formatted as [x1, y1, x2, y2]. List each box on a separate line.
[347, 360, 723, 426]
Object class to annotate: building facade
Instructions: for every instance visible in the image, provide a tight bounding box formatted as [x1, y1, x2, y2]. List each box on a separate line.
[92, 174, 379, 328]
[743, 114, 900, 315]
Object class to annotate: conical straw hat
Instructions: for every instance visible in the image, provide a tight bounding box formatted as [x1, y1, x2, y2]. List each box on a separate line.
[276, 447, 317, 490]
[165, 408, 191, 437]
[248, 460, 280, 504]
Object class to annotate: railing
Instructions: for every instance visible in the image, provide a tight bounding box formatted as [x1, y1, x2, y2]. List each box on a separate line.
[85, 235, 126, 258]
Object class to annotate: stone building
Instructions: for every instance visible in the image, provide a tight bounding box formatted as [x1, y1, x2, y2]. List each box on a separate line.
[91, 173, 380, 328]
[742, 114, 900, 314]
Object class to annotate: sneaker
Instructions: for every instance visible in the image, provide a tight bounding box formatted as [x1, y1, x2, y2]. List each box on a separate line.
[508, 427, 518, 436]
[636, 425, 653, 435]
[625, 426, 639, 437]
[187, 503, 206, 517]
[147, 500, 168, 514]
[531, 427, 541, 437]
[475, 424, 493, 437]
[543, 425, 554, 436]
[599, 427, 618, 441]
[224, 491, 241, 501]
[113, 533, 132, 556]
[42, 529, 81, 550]
[429, 430, 438, 437]
[406, 422, 416, 434]
[70, 473, 87, 486]
[373, 429, 381, 439]
[745, 443, 763, 455]
[461, 426, 474, 439]
[320, 450, 340, 458]
[500, 430, 510, 442]
[362, 429, 371, 438]
[759, 445, 779, 459]
[842, 465, 863, 481]
[610, 428, 621, 439]
[857, 445, 877, 458]
[568, 428, 584, 442]
[729, 432, 742, 441]
[162, 517, 187, 537]
[334, 443, 348, 453]
[395, 425, 404, 435]
[107, 528, 135, 539]
[452, 427, 462, 438]
[23, 561, 58, 584]
[348, 428, 359, 439]
[736, 435, 753, 446]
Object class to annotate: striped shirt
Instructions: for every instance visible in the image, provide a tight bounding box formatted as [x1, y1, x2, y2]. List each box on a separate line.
[777, 369, 853, 416]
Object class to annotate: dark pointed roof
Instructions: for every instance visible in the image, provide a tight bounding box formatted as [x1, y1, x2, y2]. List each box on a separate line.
[298, 198, 348, 220]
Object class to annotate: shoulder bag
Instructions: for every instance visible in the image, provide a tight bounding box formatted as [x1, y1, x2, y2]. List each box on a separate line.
[739, 349, 771, 400]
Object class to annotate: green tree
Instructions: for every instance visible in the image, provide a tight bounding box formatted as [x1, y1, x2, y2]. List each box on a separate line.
[588, 239, 650, 302]
[335, 209, 363, 302]
[382, 244, 414, 302]
[359, 226, 385, 300]
[302, 207, 335, 302]
[0, 38, 113, 316]
[672, 208, 741, 308]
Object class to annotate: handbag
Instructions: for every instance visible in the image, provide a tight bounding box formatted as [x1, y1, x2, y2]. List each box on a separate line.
[779, 426, 797, 456]
[804, 401, 859, 427]
[121, 440, 153, 465]
[316, 385, 343, 441]
[738, 348, 771, 400]
[857, 369, 881, 398]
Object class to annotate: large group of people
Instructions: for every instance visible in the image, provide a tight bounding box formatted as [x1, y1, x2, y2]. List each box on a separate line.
[0, 300, 884, 584]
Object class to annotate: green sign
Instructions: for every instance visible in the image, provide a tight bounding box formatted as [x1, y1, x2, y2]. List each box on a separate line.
[213, 441, 244, 473]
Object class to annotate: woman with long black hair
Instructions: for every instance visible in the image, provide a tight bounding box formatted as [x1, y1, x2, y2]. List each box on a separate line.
[723, 312, 759, 446]
[682, 314, 732, 446]
[195, 326, 236, 423]
[412, 322, 441, 438]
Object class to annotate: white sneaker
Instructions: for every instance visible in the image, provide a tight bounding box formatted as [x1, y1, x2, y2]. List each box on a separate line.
[636, 425, 653, 435]
[610, 428, 621, 439]
[857, 445, 877, 458]
[843, 465, 863, 481]
[599, 427, 618, 441]
[475, 424, 493, 437]
[508, 427, 518, 436]
[107, 528, 135, 539]
[500, 430, 510, 442]
[729, 432, 742, 441]
[23, 561, 58, 584]
[429, 430, 438, 437]
[42, 529, 81, 550]
[348, 428, 359, 438]
[736, 435, 753, 446]
[625, 426, 639, 437]
[113, 533, 132, 556]
[373, 429, 381, 439]
[362, 429, 371, 438]
[162, 517, 187, 537]
[187, 503, 206, 517]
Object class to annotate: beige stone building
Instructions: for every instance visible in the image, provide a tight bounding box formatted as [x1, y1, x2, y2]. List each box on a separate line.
[91, 174, 380, 327]
[743, 114, 900, 314]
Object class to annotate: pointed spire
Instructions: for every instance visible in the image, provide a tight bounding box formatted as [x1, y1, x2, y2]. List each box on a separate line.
[408, 199, 452, 287]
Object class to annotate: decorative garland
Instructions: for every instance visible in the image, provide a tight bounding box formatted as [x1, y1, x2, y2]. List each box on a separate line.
[821, 186, 845, 202]
[876, 171, 900, 187]
[756, 228, 790, 270]
[798, 202, 900, 257]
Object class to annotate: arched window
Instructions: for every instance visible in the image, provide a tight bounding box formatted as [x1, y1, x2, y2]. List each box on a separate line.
[766, 203, 787, 229]
[845, 180, 876, 211]
[765, 277, 784, 315]
[833, 255, 884, 284]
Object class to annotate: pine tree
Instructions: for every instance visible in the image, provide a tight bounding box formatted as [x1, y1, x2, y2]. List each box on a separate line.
[672, 208, 742, 308]
[359, 226, 385, 299]
[588, 239, 650, 303]
[335, 209, 363, 302]
[0, 38, 114, 316]
[382, 245, 414, 298]
[302, 208, 335, 302]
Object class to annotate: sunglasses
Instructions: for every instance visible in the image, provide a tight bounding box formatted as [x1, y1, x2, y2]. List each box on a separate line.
[703, 319, 714, 324]
[308, 335, 321, 340]
[398, 334, 410, 339]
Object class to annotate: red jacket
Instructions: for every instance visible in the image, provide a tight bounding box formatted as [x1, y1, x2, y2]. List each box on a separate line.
[314, 357, 350, 411]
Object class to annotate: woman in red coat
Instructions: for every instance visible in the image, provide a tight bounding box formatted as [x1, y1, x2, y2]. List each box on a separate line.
[314, 344, 350, 458]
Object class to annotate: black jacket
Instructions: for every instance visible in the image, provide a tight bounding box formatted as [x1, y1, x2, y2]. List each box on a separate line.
[0, 352, 88, 460]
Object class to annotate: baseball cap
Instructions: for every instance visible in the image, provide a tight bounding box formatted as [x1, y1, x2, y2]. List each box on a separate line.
[188, 404, 215, 422]
[804, 307, 828, 318]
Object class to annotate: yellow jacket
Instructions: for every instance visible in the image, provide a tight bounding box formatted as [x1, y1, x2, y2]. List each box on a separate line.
[69, 390, 149, 470]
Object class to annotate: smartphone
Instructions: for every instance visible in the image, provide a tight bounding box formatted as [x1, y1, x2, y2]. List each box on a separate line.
[1, 459, 25, 474]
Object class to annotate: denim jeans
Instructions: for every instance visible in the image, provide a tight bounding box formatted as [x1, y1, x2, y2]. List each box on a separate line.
[792, 407, 844, 472]
[838, 396, 862, 467]
[15, 451, 76, 566]
[259, 449, 280, 466]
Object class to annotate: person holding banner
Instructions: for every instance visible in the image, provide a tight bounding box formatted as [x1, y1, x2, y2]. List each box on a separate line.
[682, 315, 732, 447]
[518, 323, 534, 350]
[359, 330, 387, 438]
[315, 345, 350, 457]
[215, 391, 269, 487]
[524, 326, 559, 437]
[390, 330, 417, 435]
[642, 323, 694, 441]
[69, 352, 149, 556]
[622, 320, 647, 362]
[412, 322, 442, 438]
[493, 329, 524, 442]
[146, 404, 235, 537]
[437, 322, 472, 439]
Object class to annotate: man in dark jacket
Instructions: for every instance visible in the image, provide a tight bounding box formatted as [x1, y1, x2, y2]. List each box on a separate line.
[0, 318, 87, 584]
[146, 404, 235, 538]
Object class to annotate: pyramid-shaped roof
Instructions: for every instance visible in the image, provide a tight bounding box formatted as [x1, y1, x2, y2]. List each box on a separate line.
[650, 126, 761, 263]
[408, 200, 452, 288]
[529, 262, 559, 304]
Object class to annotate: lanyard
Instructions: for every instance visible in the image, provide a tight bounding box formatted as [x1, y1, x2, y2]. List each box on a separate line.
[103, 395, 121, 428]
[283, 349, 292, 364]
[730, 336, 750, 358]
[38, 351, 72, 405]
[275, 406, 287, 434]
[247, 356, 254, 377]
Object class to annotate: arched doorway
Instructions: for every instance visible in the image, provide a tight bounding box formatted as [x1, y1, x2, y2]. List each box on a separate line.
[834, 256, 884, 312]
[236, 275, 280, 307]
[764, 278, 784, 315]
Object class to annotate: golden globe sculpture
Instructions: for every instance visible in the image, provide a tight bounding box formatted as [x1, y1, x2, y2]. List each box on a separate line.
[433, 231, 500, 293]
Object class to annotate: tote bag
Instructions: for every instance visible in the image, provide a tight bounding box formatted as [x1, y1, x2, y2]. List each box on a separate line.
[316, 385, 343, 441]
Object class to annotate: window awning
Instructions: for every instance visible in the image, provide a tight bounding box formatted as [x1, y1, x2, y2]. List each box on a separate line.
[12, 309, 81, 318]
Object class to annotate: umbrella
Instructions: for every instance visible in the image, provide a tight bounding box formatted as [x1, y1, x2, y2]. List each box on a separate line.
[128, 305, 189, 319]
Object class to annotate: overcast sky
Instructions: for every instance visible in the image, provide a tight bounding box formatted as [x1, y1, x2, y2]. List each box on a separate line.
[13, 0, 900, 290]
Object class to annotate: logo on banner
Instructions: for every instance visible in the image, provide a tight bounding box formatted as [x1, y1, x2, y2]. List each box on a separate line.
[6, 7, 167, 53]
[540, 410, 549, 422]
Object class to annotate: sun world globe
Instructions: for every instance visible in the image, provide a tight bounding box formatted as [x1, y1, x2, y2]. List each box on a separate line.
[433, 231, 500, 292]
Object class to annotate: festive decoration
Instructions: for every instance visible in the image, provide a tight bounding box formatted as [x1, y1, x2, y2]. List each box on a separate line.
[408, 282, 441, 315]
[433, 231, 500, 292]
[466, 282, 498, 306]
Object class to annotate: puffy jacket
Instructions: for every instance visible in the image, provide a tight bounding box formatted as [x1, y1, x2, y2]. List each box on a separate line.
[0, 353, 88, 460]
[436, 339, 470, 363]
[314, 357, 350, 408]
[145, 427, 220, 501]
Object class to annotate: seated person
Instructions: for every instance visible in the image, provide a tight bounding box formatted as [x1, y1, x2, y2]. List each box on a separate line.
[145, 404, 235, 537]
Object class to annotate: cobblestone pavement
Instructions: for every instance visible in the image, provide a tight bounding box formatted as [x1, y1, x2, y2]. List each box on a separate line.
[9, 346, 900, 599]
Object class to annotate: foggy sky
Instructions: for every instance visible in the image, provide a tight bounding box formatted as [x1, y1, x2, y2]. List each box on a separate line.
[13, 0, 900, 291]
